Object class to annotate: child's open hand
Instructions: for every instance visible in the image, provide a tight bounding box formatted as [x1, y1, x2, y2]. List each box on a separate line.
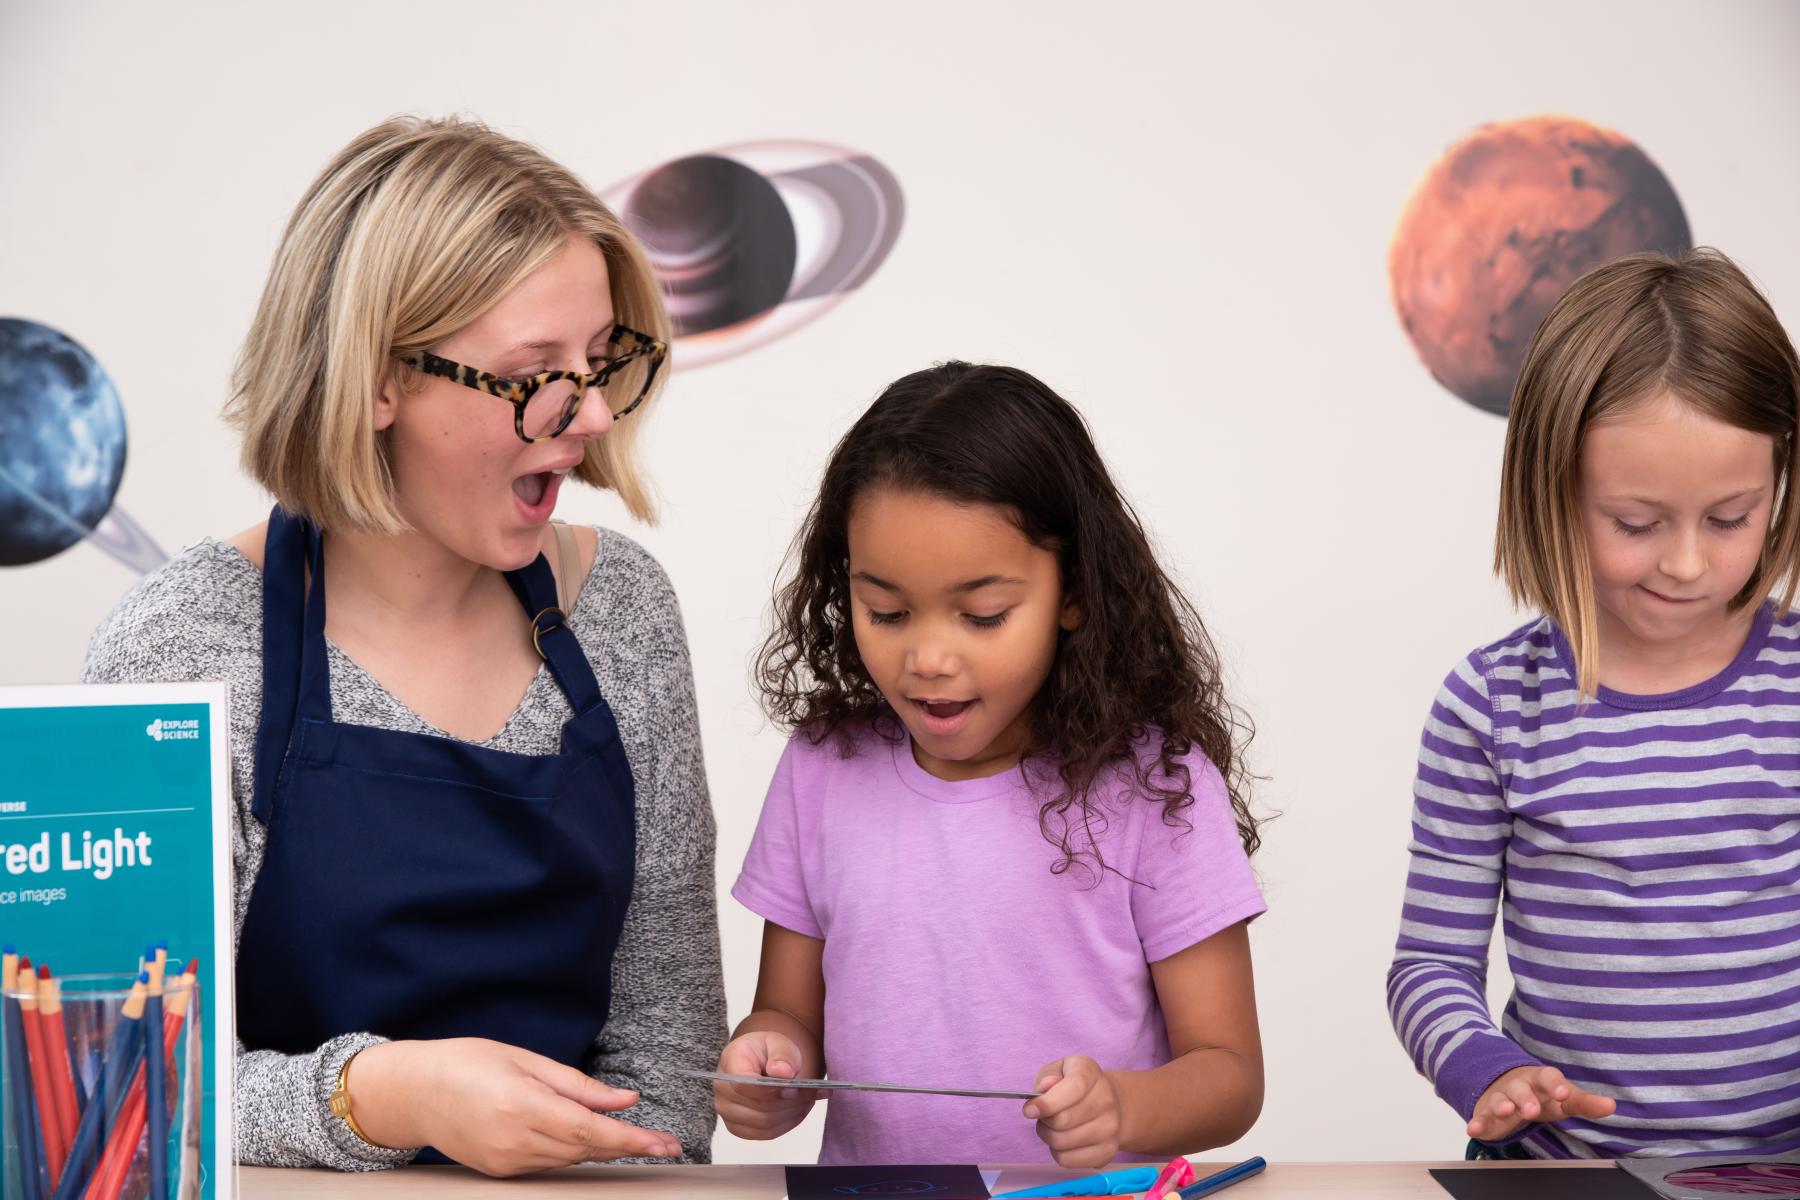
[712, 1030, 820, 1141]
[1025, 1055, 1124, 1169]
[1469, 1065, 1616, 1142]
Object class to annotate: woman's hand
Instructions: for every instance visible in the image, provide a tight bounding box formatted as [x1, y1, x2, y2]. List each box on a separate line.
[1468, 1065, 1615, 1142]
[349, 1038, 681, 1176]
[1025, 1055, 1124, 1169]
[712, 1030, 820, 1140]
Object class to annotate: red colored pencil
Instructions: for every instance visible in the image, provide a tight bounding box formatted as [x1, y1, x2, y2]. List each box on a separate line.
[19, 957, 70, 1186]
[40, 967, 83, 1170]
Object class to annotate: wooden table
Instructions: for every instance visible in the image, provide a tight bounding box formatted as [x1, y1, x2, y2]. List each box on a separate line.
[239, 1159, 1617, 1197]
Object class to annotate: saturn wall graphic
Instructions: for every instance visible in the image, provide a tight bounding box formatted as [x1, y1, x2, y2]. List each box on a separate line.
[1389, 115, 1691, 417]
[3, 142, 903, 573]
[603, 141, 905, 368]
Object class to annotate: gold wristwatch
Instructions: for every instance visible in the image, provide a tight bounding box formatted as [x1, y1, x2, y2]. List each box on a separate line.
[330, 1051, 377, 1147]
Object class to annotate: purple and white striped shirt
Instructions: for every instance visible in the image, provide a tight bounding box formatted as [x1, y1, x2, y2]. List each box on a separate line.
[1388, 603, 1800, 1159]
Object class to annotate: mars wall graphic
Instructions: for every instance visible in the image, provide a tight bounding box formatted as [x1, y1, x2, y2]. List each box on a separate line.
[1389, 115, 1692, 416]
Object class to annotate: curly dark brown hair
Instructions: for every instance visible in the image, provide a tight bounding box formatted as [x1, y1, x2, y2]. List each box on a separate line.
[757, 361, 1259, 875]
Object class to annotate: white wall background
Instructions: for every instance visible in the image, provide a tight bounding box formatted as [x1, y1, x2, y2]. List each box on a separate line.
[4, 0, 1799, 1166]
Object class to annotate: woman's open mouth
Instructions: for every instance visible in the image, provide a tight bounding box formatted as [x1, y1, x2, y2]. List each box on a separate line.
[511, 468, 567, 521]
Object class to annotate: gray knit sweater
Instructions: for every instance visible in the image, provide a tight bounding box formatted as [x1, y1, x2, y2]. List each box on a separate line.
[80, 528, 727, 1170]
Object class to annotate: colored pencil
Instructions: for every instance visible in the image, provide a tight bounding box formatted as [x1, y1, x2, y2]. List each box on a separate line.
[40, 968, 83, 1170]
[99, 974, 148, 1139]
[162, 964, 197, 1129]
[4, 947, 50, 1200]
[1, 947, 14, 1200]
[169, 960, 200, 1200]
[59, 973, 88, 1121]
[145, 951, 167, 1200]
[53, 975, 146, 1200]
[1, 949, 17, 1200]
[19, 958, 69, 1187]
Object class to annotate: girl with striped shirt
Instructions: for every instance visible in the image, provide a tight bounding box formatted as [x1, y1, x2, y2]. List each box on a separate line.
[1389, 248, 1800, 1159]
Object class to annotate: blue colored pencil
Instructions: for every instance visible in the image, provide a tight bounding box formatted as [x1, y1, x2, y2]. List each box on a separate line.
[4, 948, 50, 1200]
[49, 974, 148, 1200]
[100, 973, 148, 1146]
[1, 997, 15, 1200]
[146, 951, 168, 1200]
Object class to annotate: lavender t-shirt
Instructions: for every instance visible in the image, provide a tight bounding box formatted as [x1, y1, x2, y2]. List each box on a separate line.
[732, 724, 1266, 1165]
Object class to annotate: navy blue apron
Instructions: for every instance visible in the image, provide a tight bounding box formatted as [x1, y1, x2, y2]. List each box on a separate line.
[235, 507, 636, 1160]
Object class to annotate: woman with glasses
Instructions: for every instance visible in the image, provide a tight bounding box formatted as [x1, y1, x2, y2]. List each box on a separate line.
[80, 116, 726, 1175]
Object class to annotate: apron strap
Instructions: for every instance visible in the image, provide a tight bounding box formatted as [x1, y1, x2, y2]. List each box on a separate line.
[251, 507, 309, 824]
[506, 538, 604, 718]
[294, 518, 335, 725]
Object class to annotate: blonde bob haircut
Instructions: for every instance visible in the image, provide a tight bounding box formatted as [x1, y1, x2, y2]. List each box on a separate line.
[225, 114, 671, 531]
[1497, 248, 1800, 698]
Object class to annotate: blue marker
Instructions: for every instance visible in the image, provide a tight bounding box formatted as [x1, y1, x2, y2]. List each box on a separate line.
[993, 1166, 1161, 1198]
[1176, 1157, 1266, 1199]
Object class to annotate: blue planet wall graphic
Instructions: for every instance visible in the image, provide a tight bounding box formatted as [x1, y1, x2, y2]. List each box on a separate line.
[603, 141, 904, 368]
[0, 317, 166, 571]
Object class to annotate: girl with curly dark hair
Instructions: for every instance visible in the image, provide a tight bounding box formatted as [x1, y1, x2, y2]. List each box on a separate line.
[713, 362, 1266, 1167]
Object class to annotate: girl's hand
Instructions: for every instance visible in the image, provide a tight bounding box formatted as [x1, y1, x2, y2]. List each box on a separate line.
[712, 1030, 820, 1140]
[348, 1038, 680, 1176]
[1025, 1055, 1124, 1169]
[1468, 1065, 1616, 1142]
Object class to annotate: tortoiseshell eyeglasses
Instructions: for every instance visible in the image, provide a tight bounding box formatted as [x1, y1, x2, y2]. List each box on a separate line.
[398, 323, 669, 444]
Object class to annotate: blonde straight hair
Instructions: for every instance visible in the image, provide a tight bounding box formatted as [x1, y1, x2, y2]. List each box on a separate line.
[225, 114, 671, 531]
[1496, 248, 1800, 698]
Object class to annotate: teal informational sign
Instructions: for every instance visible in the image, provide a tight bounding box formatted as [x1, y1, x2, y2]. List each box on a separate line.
[0, 682, 233, 1199]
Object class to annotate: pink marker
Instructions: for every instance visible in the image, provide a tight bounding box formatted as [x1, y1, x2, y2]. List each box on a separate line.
[1144, 1157, 1196, 1200]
